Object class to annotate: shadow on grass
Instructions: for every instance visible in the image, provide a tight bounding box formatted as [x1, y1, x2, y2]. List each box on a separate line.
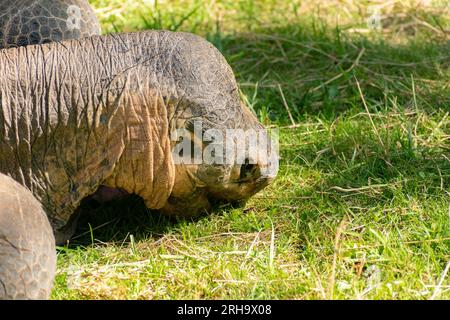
[68, 195, 240, 247]
[218, 24, 449, 123]
[68, 195, 174, 246]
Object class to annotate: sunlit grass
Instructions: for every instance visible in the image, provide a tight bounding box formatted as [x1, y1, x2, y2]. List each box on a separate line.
[52, 0, 449, 300]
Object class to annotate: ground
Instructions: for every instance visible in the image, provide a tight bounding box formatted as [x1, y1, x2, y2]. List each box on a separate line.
[52, 0, 449, 300]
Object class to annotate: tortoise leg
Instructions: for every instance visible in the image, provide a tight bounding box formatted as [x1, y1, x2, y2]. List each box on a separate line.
[0, 174, 56, 300]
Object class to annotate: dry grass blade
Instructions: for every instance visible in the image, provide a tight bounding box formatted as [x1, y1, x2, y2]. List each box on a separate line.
[312, 48, 366, 92]
[328, 215, 349, 300]
[330, 184, 389, 193]
[430, 261, 450, 300]
[355, 76, 386, 150]
[269, 220, 276, 271]
[278, 84, 296, 126]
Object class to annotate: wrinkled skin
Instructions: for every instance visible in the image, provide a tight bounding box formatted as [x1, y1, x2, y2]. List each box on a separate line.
[0, 0, 101, 49]
[0, 31, 278, 244]
[0, 173, 56, 300]
[0, 0, 100, 300]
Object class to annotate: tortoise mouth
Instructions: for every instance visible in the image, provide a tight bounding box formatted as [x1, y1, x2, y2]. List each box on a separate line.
[206, 174, 272, 203]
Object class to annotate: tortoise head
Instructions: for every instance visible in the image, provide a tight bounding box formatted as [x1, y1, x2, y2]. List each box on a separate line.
[155, 33, 279, 216]
[161, 107, 279, 216]
[91, 31, 279, 217]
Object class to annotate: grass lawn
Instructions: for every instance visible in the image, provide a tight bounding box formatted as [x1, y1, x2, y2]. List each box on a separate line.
[52, 0, 449, 299]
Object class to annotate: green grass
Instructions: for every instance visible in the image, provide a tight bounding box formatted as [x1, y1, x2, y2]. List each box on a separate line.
[52, 0, 449, 300]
